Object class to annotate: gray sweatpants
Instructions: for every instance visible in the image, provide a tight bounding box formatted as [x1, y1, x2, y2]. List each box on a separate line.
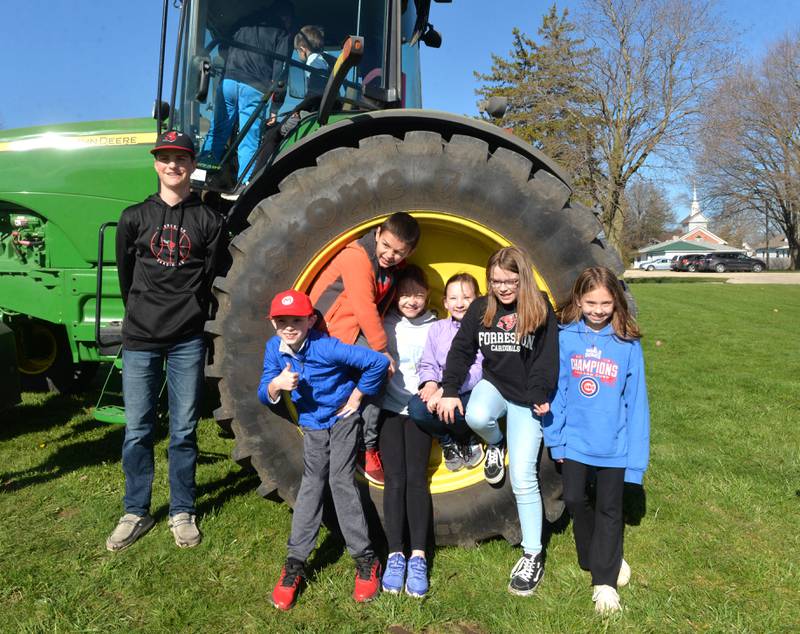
[287, 413, 373, 562]
[354, 334, 385, 449]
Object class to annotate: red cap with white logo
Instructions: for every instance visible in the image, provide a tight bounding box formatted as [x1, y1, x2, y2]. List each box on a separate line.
[269, 289, 314, 318]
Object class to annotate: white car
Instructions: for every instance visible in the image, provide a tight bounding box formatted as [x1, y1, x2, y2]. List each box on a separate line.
[637, 257, 672, 271]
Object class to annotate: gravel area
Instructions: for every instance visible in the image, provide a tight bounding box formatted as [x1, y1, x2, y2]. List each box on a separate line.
[623, 270, 800, 284]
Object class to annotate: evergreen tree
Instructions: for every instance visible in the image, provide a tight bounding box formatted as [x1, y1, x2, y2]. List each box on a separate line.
[474, 4, 599, 203]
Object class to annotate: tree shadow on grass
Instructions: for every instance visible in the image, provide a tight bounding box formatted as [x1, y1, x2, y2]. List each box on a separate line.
[0, 393, 88, 442]
[1, 419, 126, 491]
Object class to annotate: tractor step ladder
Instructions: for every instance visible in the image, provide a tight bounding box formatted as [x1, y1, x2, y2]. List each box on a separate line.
[94, 351, 126, 424]
[94, 350, 168, 425]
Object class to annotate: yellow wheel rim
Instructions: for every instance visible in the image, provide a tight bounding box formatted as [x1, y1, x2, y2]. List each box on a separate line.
[292, 211, 554, 494]
[17, 323, 58, 375]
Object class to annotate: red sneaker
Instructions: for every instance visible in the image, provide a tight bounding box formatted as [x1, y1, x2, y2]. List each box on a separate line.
[363, 448, 384, 485]
[353, 556, 382, 603]
[271, 559, 305, 610]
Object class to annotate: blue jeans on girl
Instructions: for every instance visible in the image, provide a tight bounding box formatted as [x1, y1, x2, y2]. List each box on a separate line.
[465, 379, 543, 554]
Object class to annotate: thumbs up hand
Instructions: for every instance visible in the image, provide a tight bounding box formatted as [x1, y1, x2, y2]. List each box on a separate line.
[272, 362, 300, 392]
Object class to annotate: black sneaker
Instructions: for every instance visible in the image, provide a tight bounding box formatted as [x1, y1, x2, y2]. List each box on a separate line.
[508, 552, 544, 596]
[441, 440, 465, 472]
[483, 442, 505, 484]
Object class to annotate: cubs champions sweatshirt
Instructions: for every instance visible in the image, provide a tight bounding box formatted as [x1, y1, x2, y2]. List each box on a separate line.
[441, 295, 559, 407]
[544, 321, 650, 484]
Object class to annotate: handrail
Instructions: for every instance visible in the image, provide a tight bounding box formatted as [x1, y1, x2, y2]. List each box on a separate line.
[95, 222, 121, 349]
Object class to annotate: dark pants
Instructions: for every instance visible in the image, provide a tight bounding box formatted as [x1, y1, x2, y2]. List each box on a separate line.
[408, 393, 472, 444]
[561, 459, 625, 588]
[379, 411, 432, 553]
[287, 414, 373, 562]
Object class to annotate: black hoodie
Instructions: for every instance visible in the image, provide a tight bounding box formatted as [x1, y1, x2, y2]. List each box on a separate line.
[441, 295, 559, 406]
[116, 192, 225, 350]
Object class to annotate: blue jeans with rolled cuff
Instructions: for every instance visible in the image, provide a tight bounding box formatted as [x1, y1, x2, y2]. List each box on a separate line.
[121, 335, 205, 517]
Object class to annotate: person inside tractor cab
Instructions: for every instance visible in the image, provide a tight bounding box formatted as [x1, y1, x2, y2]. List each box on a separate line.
[198, 0, 294, 184]
[252, 24, 330, 174]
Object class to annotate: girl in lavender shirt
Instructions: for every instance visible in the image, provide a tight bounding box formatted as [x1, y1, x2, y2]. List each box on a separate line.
[408, 273, 485, 471]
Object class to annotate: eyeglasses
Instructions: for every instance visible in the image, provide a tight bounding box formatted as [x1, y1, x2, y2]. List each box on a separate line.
[490, 278, 520, 289]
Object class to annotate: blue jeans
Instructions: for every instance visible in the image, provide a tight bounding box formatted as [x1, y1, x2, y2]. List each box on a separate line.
[202, 78, 264, 181]
[121, 336, 206, 517]
[465, 379, 543, 554]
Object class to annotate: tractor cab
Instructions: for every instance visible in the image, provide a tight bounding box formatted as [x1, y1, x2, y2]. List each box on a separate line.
[160, 0, 441, 194]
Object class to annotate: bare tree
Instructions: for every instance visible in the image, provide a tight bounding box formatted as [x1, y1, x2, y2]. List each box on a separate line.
[622, 178, 674, 254]
[697, 34, 800, 268]
[577, 0, 733, 250]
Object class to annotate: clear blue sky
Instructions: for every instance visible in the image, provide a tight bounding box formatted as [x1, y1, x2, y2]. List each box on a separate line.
[2, 0, 798, 211]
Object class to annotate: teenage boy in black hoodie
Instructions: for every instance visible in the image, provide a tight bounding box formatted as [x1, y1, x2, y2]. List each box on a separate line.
[106, 131, 225, 552]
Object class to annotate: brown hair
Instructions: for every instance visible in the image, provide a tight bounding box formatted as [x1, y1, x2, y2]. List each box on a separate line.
[295, 25, 324, 52]
[396, 263, 429, 291]
[482, 246, 548, 337]
[379, 212, 421, 249]
[444, 272, 480, 297]
[560, 267, 641, 340]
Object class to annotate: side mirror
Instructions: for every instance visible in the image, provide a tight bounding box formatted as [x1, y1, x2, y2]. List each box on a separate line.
[195, 58, 212, 102]
[152, 100, 170, 121]
[421, 24, 442, 48]
[479, 96, 508, 119]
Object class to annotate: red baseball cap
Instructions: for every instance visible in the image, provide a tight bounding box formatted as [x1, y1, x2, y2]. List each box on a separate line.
[151, 130, 196, 157]
[269, 289, 314, 318]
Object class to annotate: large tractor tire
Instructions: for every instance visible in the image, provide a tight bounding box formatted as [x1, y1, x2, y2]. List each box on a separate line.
[207, 131, 622, 546]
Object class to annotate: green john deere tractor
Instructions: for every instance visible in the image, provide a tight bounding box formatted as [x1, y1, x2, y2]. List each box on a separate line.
[0, 0, 623, 545]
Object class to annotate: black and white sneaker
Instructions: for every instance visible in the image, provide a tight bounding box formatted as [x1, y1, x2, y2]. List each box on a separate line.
[483, 442, 505, 484]
[508, 552, 544, 596]
[460, 437, 484, 469]
[441, 440, 465, 471]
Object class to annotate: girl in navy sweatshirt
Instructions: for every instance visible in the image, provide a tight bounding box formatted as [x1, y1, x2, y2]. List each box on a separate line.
[438, 247, 559, 597]
[544, 266, 650, 615]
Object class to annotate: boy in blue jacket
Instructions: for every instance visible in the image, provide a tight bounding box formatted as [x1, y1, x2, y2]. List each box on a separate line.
[258, 289, 389, 610]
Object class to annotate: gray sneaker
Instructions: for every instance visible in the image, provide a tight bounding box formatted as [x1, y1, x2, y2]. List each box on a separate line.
[169, 512, 202, 548]
[460, 437, 485, 469]
[106, 513, 155, 552]
[441, 440, 465, 472]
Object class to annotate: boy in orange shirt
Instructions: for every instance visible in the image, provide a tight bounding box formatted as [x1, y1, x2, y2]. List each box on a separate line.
[309, 212, 420, 483]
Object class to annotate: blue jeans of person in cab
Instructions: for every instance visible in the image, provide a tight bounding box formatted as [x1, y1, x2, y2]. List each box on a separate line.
[465, 379, 543, 555]
[121, 336, 205, 517]
[202, 78, 264, 182]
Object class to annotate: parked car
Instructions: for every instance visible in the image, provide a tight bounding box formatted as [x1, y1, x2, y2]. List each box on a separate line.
[669, 255, 681, 270]
[699, 252, 766, 273]
[638, 257, 673, 271]
[674, 253, 707, 272]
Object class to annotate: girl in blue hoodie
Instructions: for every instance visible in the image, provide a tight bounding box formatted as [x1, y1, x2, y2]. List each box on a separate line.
[545, 267, 650, 615]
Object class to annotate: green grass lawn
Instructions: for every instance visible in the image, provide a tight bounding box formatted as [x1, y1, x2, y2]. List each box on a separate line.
[2, 283, 799, 633]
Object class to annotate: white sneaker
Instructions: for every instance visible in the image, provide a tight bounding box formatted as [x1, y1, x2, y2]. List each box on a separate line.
[169, 513, 202, 548]
[617, 558, 631, 588]
[592, 584, 621, 614]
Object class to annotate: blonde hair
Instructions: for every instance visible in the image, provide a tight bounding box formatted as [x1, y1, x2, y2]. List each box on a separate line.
[482, 247, 548, 336]
[561, 267, 641, 340]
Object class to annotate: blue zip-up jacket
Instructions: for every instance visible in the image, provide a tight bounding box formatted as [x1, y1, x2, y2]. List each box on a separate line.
[544, 321, 650, 484]
[257, 329, 390, 430]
